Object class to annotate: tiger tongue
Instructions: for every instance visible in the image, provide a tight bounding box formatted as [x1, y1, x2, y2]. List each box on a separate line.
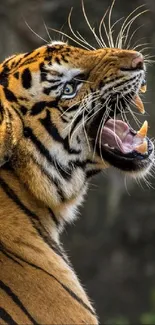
[134, 94, 145, 114]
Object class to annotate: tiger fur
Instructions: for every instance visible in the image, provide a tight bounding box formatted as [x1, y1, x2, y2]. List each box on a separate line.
[0, 41, 154, 324]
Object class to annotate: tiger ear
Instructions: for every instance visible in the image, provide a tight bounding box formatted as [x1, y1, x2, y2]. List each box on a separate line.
[0, 104, 22, 167]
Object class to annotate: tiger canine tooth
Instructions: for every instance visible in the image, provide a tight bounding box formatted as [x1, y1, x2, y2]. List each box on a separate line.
[134, 95, 145, 114]
[140, 85, 147, 93]
[137, 120, 148, 137]
[135, 140, 148, 154]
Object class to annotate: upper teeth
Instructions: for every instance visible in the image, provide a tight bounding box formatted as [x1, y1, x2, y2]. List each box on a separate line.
[137, 120, 148, 138]
[140, 84, 147, 93]
[134, 95, 145, 114]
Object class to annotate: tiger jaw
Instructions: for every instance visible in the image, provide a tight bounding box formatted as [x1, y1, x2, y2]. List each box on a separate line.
[88, 90, 154, 176]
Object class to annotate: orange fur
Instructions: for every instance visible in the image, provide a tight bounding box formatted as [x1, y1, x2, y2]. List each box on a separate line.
[0, 42, 152, 324]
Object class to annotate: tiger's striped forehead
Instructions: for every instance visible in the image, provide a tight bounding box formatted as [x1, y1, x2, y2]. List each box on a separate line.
[0, 41, 141, 107]
[0, 41, 138, 80]
[0, 42, 88, 74]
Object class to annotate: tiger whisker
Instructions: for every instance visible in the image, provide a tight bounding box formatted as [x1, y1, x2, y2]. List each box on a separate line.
[131, 40, 150, 50]
[69, 93, 110, 147]
[121, 94, 141, 127]
[98, 104, 111, 163]
[81, 0, 104, 49]
[93, 99, 111, 160]
[54, 156, 72, 178]
[68, 96, 102, 143]
[108, 0, 115, 48]
[48, 27, 90, 50]
[133, 45, 154, 52]
[115, 5, 147, 48]
[122, 10, 148, 49]
[68, 8, 95, 50]
[43, 21, 52, 43]
[60, 91, 99, 118]
[113, 102, 123, 151]
[24, 20, 48, 44]
[126, 24, 145, 49]
[76, 31, 95, 50]
[82, 109, 91, 151]
[98, 7, 110, 48]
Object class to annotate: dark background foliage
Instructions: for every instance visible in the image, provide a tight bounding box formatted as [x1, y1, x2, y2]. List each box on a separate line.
[1, 0, 155, 323]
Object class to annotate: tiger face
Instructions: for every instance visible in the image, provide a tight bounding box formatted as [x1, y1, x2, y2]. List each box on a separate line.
[0, 42, 153, 203]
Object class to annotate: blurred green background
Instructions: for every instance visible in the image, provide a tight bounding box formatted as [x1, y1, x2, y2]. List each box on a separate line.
[1, 0, 155, 323]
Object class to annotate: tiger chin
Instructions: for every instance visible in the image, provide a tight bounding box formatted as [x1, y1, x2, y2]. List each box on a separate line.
[0, 40, 154, 325]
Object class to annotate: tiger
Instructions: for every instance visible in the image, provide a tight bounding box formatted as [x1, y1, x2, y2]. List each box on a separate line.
[0, 32, 154, 324]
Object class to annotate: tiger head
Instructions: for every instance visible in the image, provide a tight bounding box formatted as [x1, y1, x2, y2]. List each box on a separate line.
[0, 42, 154, 212]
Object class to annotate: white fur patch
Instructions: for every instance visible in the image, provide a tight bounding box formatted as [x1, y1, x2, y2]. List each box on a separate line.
[49, 41, 67, 46]
[48, 62, 83, 82]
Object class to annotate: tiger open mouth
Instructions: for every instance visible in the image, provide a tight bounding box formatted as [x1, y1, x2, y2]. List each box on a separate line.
[90, 83, 154, 173]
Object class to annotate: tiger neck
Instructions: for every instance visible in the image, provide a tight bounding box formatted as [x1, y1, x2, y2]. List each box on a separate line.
[0, 166, 86, 251]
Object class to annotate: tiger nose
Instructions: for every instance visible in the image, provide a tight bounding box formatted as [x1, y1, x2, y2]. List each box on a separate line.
[132, 53, 144, 70]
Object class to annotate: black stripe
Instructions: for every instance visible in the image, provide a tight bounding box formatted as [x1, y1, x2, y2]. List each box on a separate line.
[48, 208, 60, 226]
[0, 308, 18, 325]
[23, 52, 40, 60]
[11, 58, 22, 69]
[30, 101, 46, 115]
[63, 103, 80, 113]
[24, 126, 55, 164]
[102, 76, 136, 95]
[40, 109, 81, 154]
[46, 45, 57, 53]
[86, 169, 101, 178]
[20, 105, 28, 115]
[47, 78, 61, 83]
[43, 82, 62, 95]
[0, 178, 67, 262]
[30, 155, 65, 204]
[3, 56, 15, 65]
[13, 53, 40, 70]
[52, 177, 65, 203]
[19, 58, 36, 67]
[76, 135, 81, 144]
[21, 68, 32, 89]
[3, 248, 96, 317]
[13, 72, 19, 79]
[69, 111, 83, 137]
[0, 102, 4, 122]
[23, 51, 32, 58]
[0, 281, 38, 324]
[55, 57, 61, 65]
[61, 54, 68, 63]
[30, 100, 59, 116]
[24, 125, 87, 181]
[74, 73, 89, 81]
[60, 115, 69, 123]
[3, 88, 17, 102]
[23, 126, 72, 180]
[18, 96, 29, 102]
[39, 62, 48, 82]
[0, 66, 9, 87]
[98, 80, 105, 89]
[0, 243, 23, 267]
